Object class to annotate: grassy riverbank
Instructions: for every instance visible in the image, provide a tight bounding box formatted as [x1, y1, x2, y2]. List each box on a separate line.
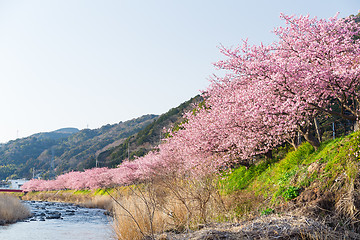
[0, 194, 31, 225]
[22, 189, 114, 211]
[111, 131, 360, 239]
[22, 131, 360, 239]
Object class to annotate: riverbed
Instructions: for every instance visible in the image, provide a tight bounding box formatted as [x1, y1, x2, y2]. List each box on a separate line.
[0, 200, 113, 240]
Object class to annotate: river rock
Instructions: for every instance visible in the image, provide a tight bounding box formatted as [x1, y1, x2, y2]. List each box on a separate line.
[46, 212, 62, 219]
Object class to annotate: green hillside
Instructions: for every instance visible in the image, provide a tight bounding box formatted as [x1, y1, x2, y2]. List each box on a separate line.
[97, 95, 202, 167]
[220, 130, 360, 233]
[31, 128, 80, 140]
[0, 115, 158, 180]
[0, 96, 202, 180]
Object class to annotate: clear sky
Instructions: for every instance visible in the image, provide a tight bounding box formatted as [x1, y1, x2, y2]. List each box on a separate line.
[0, 0, 358, 143]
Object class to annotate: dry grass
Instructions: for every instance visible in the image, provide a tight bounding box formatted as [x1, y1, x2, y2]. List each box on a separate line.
[225, 190, 265, 222]
[0, 194, 31, 224]
[112, 174, 360, 240]
[162, 215, 351, 240]
[112, 192, 169, 240]
[22, 190, 113, 211]
[80, 195, 113, 210]
[111, 175, 230, 240]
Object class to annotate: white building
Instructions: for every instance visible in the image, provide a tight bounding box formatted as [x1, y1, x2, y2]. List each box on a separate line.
[8, 179, 28, 189]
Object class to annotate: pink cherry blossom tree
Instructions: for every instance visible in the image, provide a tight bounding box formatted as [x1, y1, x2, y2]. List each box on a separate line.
[22, 13, 360, 192]
[217, 13, 360, 137]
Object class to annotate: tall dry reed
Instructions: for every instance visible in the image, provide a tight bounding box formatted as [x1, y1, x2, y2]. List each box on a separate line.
[112, 190, 169, 240]
[22, 191, 113, 211]
[0, 194, 31, 224]
[111, 174, 229, 240]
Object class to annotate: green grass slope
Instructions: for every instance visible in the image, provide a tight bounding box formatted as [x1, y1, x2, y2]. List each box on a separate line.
[221, 131, 360, 229]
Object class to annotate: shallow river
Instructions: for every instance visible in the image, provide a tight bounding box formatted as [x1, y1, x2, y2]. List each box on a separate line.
[0, 201, 114, 240]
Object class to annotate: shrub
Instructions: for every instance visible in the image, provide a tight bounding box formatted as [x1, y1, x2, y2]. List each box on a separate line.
[282, 186, 300, 201]
[261, 208, 274, 216]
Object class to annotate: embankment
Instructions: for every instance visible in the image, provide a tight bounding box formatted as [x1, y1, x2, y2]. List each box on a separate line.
[20, 132, 360, 239]
[22, 189, 114, 211]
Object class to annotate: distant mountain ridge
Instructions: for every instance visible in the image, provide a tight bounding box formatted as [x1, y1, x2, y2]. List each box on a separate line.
[31, 128, 80, 140]
[52, 114, 159, 174]
[0, 96, 202, 180]
[53, 128, 80, 134]
[97, 95, 202, 168]
[0, 114, 158, 179]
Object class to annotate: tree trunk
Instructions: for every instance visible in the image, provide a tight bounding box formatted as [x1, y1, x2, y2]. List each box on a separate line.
[355, 119, 359, 132]
[299, 120, 320, 151]
[314, 117, 322, 143]
[264, 150, 273, 159]
[303, 131, 320, 151]
[287, 136, 298, 150]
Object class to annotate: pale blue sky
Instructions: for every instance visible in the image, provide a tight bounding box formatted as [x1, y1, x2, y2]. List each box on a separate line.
[0, 0, 358, 143]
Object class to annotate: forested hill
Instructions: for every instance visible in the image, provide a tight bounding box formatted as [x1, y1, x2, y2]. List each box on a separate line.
[0, 95, 201, 180]
[97, 95, 202, 168]
[0, 114, 158, 180]
[31, 128, 80, 140]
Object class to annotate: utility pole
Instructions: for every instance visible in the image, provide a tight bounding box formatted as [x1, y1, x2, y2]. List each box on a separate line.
[51, 147, 55, 180]
[127, 141, 130, 159]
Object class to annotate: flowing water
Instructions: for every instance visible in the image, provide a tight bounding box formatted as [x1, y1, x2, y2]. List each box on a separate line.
[0, 201, 114, 240]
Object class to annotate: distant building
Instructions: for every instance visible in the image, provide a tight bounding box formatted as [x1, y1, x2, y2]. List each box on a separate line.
[7, 179, 28, 189]
[0, 180, 10, 188]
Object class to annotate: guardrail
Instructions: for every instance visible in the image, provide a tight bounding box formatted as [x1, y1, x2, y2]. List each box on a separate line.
[0, 189, 23, 193]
